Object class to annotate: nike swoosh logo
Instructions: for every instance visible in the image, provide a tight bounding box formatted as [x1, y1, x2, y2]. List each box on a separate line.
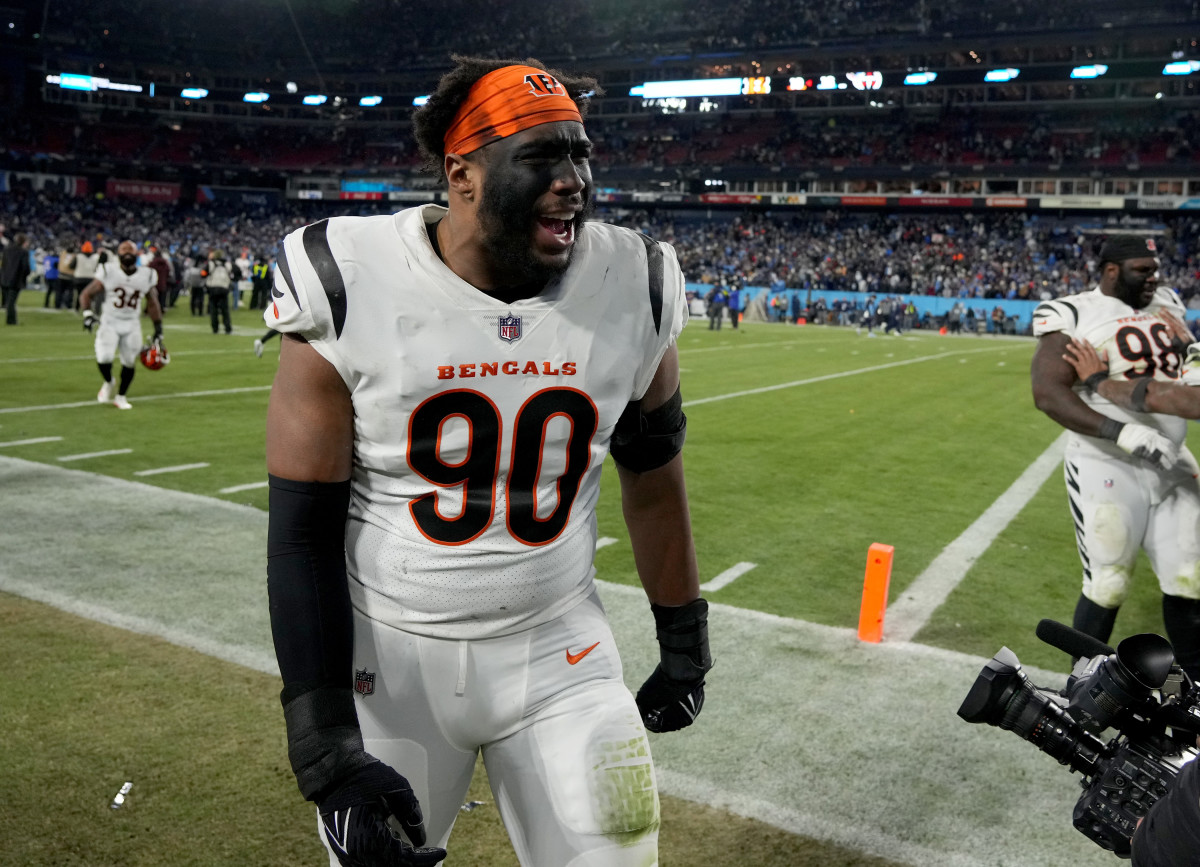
[324, 808, 351, 855]
[566, 642, 600, 665]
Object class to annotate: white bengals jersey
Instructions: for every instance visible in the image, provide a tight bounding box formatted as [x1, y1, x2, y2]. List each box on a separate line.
[267, 205, 688, 639]
[95, 262, 157, 324]
[1034, 286, 1188, 457]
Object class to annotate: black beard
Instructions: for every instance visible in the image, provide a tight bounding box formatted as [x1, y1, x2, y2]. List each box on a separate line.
[119, 256, 138, 269]
[1114, 269, 1149, 308]
[476, 182, 593, 288]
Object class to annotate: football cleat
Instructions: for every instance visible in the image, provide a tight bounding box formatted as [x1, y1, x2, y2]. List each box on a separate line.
[253, 338, 264, 358]
[140, 339, 170, 371]
[97, 380, 115, 403]
[113, 395, 132, 410]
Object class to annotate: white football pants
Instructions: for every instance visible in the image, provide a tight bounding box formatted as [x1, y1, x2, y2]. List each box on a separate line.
[321, 589, 660, 867]
[1065, 440, 1200, 606]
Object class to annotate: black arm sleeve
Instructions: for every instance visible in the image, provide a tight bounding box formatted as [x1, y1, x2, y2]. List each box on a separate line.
[266, 474, 354, 704]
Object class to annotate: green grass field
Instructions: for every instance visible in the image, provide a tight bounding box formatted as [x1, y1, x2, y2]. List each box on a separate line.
[0, 292, 1175, 865]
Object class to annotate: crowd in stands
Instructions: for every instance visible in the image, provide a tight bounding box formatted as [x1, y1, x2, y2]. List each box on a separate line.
[37, 0, 1193, 77]
[5, 105, 1199, 180]
[2, 191, 1198, 310]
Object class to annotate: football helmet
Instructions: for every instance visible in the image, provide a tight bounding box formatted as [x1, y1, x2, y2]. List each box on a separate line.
[140, 338, 170, 370]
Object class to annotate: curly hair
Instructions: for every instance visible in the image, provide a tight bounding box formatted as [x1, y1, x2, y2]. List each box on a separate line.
[412, 54, 601, 177]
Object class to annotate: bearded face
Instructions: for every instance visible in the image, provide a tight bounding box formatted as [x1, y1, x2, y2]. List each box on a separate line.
[1110, 257, 1159, 309]
[472, 121, 594, 288]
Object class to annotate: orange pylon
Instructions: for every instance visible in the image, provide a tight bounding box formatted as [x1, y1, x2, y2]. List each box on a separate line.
[857, 542, 894, 643]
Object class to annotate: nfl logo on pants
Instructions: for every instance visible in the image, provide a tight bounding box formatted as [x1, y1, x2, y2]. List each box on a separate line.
[498, 315, 522, 343]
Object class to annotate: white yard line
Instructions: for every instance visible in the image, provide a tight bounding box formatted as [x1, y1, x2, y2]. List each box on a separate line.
[596, 536, 619, 549]
[219, 480, 269, 494]
[683, 346, 1011, 407]
[133, 462, 210, 476]
[0, 385, 271, 414]
[883, 432, 1068, 642]
[58, 448, 133, 462]
[700, 561, 756, 592]
[0, 436, 64, 448]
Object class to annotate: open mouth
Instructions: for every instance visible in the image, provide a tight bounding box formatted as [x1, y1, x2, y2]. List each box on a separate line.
[535, 216, 575, 251]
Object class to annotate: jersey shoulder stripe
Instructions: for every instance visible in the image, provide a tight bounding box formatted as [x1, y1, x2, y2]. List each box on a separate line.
[275, 245, 301, 310]
[302, 219, 348, 338]
[636, 232, 665, 334]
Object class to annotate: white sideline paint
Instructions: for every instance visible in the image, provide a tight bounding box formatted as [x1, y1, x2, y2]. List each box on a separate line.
[883, 431, 1069, 642]
[0, 436, 64, 448]
[58, 448, 133, 462]
[700, 561, 756, 592]
[596, 536, 618, 549]
[219, 480, 269, 494]
[683, 345, 1011, 407]
[0, 455, 1113, 867]
[0, 385, 271, 414]
[133, 462, 210, 476]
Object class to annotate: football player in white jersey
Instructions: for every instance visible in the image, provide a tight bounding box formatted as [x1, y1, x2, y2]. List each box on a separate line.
[1061, 312, 1200, 679]
[1031, 234, 1200, 678]
[78, 239, 163, 410]
[264, 57, 709, 867]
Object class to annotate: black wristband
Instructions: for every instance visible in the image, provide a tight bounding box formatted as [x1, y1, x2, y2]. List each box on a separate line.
[1130, 377, 1151, 413]
[1098, 418, 1125, 442]
[1082, 371, 1107, 393]
[650, 598, 712, 681]
[282, 686, 374, 801]
[153, 320, 163, 338]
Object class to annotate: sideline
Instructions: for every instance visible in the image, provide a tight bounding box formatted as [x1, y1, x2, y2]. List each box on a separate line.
[0, 455, 1110, 867]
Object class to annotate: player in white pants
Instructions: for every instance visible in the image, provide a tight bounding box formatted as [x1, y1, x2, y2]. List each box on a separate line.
[79, 239, 163, 410]
[1032, 234, 1200, 677]
[266, 57, 711, 867]
[338, 591, 657, 866]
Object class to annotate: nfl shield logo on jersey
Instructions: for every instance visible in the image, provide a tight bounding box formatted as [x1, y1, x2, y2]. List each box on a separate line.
[354, 668, 375, 697]
[498, 314, 522, 343]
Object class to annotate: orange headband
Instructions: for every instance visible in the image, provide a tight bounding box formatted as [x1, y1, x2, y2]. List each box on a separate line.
[443, 65, 583, 156]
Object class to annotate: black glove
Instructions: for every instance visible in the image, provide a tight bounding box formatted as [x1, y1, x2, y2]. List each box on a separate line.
[283, 687, 446, 867]
[82, 310, 95, 332]
[97, 250, 108, 264]
[635, 598, 712, 733]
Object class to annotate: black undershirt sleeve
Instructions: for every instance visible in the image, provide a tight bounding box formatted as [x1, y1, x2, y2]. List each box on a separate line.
[266, 474, 354, 703]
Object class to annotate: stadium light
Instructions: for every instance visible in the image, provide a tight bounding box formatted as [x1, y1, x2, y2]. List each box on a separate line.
[1070, 64, 1108, 79]
[303, 95, 327, 106]
[412, 95, 429, 106]
[904, 72, 937, 86]
[359, 96, 383, 107]
[984, 68, 1020, 83]
[1163, 60, 1200, 76]
[243, 92, 270, 103]
[47, 73, 144, 93]
[180, 87, 208, 99]
[629, 78, 743, 99]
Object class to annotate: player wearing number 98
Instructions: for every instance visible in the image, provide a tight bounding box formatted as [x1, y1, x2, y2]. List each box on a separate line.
[78, 239, 163, 410]
[1030, 234, 1200, 680]
[264, 55, 709, 867]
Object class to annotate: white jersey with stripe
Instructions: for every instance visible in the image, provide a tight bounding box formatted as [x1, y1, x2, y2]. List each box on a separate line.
[1033, 287, 1188, 457]
[266, 205, 689, 640]
[95, 262, 158, 324]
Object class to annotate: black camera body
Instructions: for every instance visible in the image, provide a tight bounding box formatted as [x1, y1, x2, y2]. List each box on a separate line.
[958, 620, 1200, 858]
